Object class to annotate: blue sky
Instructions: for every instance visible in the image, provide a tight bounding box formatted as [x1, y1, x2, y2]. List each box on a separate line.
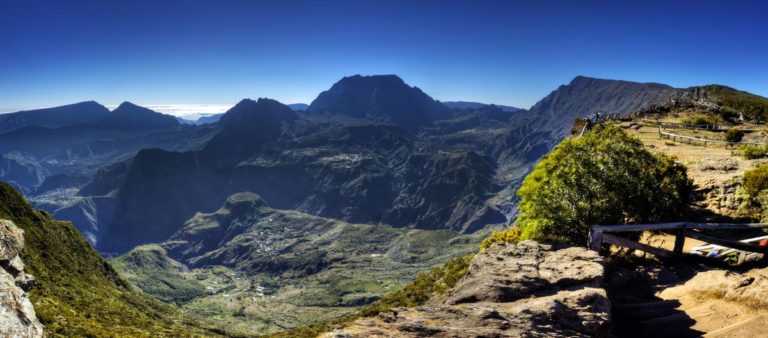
[1, 0, 767, 114]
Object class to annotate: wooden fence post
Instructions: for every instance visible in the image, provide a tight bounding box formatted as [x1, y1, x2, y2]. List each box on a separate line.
[673, 224, 686, 257]
[589, 228, 603, 252]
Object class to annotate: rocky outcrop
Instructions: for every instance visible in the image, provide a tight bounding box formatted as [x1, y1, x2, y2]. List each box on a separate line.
[0, 219, 43, 338]
[323, 241, 610, 337]
[659, 268, 768, 309]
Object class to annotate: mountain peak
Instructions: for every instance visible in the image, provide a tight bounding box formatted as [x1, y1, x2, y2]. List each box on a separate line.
[341, 74, 406, 84]
[218, 98, 297, 126]
[308, 74, 448, 130]
[114, 101, 146, 110]
[527, 76, 678, 138]
[0, 101, 110, 133]
[101, 102, 179, 129]
[224, 192, 268, 213]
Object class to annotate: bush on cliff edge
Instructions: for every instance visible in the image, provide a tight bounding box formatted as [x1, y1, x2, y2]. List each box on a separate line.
[494, 125, 692, 246]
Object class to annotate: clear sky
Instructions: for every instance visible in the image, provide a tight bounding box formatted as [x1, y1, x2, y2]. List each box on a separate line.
[1, 0, 767, 114]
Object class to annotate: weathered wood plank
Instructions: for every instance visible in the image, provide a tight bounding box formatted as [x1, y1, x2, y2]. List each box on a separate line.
[591, 222, 686, 232]
[684, 230, 768, 254]
[685, 223, 768, 230]
[602, 233, 674, 258]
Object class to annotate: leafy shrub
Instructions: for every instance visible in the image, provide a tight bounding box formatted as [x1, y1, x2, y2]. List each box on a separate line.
[515, 125, 692, 245]
[480, 227, 521, 250]
[725, 128, 745, 143]
[757, 191, 768, 222]
[681, 114, 718, 126]
[742, 164, 768, 198]
[741, 145, 768, 159]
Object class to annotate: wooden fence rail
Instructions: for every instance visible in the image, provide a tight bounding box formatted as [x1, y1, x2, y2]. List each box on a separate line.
[641, 118, 760, 132]
[589, 222, 768, 259]
[658, 127, 764, 148]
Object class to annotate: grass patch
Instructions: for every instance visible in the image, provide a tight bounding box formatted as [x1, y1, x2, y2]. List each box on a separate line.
[268, 254, 474, 338]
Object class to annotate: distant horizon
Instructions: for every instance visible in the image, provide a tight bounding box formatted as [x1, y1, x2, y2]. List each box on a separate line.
[2, 72, 766, 118]
[2, 0, 767, 116]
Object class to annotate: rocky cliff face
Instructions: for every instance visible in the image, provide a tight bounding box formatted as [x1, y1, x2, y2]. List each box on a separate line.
[324, 241, 611, 337]
[0, 219, 43, 338]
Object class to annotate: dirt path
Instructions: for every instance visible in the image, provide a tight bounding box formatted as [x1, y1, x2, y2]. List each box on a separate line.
[607, 257, 768, 337]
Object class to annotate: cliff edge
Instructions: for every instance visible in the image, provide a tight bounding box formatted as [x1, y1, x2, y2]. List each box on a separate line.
[323, 241, 611, 337]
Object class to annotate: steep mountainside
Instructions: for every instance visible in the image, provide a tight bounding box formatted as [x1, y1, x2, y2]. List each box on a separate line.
[0, 181, 222, 337]
[526, 76, 676, 139]
[82, 94, 503, 253]
[0, 101, 109, 134]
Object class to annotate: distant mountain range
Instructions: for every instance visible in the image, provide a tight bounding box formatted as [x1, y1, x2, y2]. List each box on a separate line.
[442, 101, 520, 112]
[189, 103, 308, 125]
[3, 74, 766, 254]
[3, 73, 768, 334]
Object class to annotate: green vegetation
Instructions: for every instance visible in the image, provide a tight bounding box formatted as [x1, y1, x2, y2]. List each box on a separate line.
[738, 164, 768, 222]
[725, 128, 745, 143]
[109, 199, 481, 335]
[110, 245, 210, 305]
[701, 85, 768, 122]
[742, 164, 768, 198]
[357, 254, 472, 316]
[0, 182, 224, 337]
[681, 114, 719, 126]
[740, 144, 768, 159]
[514, 125, 692, 244]
[479, 227, 521, 250]
[269, 254, 473, 338]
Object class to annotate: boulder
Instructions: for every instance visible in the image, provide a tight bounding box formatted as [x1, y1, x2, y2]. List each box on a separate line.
[0, 220, 24, 261]
[0, 219, 43, 337]
[323, 241, 610, 337]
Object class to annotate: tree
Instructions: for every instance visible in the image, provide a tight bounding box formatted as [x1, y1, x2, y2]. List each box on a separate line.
[513, 125, 692, 245]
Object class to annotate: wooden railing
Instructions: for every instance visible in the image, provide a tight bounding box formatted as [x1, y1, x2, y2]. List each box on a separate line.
[642, 118, 760, 132]
[658, 127, 764, 148]
[589, 222, 768, 259]
[642, 118, 725, 131]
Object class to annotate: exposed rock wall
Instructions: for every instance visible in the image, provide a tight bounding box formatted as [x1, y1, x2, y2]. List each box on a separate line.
[0, 219, 43, 338]
[324, 241, 611, 337]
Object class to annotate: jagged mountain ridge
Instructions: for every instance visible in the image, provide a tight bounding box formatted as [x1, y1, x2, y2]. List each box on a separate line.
[9, 74, 756, 256]
[60, 75, 697, 254]
[0, 102, 214, 195]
